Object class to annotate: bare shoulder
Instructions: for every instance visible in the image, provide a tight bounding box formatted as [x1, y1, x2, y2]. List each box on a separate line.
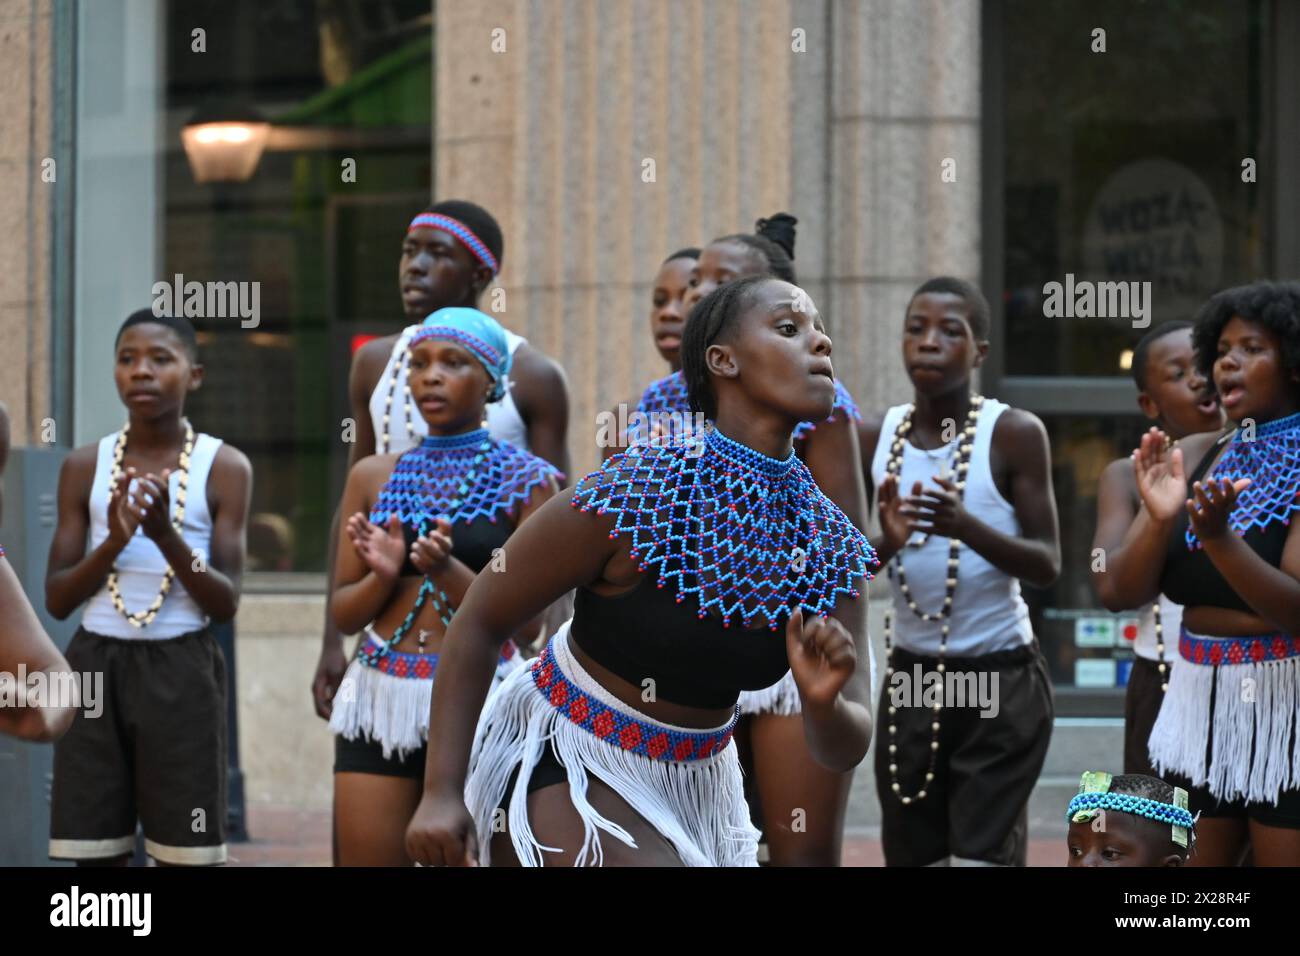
[351, 333, 404, 392]
[511, 341, 568, 388]
[352, 451, 401, 481]
[992, 406, 1049, 442]
[62, 441, 100, 476]
[1173, 429, 1222, 468]
[211, 442, 253, 479]
[1099, 455, 1136, 494]
[857, 409, 887, 450]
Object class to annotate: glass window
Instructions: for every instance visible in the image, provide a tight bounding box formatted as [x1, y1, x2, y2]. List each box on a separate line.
[994, 0, 1273, 700]
[1001, 0, 1270, 377]
[161, 0, 434, 572]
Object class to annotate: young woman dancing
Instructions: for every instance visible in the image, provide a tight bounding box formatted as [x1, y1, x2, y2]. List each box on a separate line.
[405, 275, 877, 866]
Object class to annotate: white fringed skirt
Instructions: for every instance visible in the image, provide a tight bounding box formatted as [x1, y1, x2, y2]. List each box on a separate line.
[737, 640, 876, 716]
[465, 621, 760, 867]
[329, 627, 524, 760]
[1148, 626, 1300, 804]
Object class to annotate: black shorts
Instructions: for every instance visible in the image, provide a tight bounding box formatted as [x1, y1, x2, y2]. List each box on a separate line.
[874, 640, 1055, 866]
[334, 733, 426, 780]
[1123, 656, 1165, 777]
[49, 626, 228, 865]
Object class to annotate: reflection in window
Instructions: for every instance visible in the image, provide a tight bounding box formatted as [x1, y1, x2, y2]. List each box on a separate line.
[163, 0, 434, 571]
[1001, 0, 1269, 377]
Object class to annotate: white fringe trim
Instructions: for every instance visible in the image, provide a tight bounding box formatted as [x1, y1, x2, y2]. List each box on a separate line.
[329, 630, 525, 761]
[465, 622, 759, 867]
[738, 670, 801, 716]
[1149, 641, 1300, 804]
[735, 637, 878, 717]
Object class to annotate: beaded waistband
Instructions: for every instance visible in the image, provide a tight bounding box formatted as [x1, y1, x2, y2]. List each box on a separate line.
[358, 630, 518, 679]
[1178, 626, 1300, 666]
[530, 629, 738, 763]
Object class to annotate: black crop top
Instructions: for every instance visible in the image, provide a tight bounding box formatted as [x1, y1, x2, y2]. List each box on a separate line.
[1160, 434, 1290, 612]
[570, 574, 792, 710]
[400, 515, 511, 577]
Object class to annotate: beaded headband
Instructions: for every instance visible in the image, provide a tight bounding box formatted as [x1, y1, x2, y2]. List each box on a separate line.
[1066, 771, 1193, 848]
[408, 212, 499, 276]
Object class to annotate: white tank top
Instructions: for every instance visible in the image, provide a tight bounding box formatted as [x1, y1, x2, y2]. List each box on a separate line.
[869, 398, 1034, 657]
[82, 430, 223, 640]
[1133, 594, 1183, 662]
[368, 325, 531, 455]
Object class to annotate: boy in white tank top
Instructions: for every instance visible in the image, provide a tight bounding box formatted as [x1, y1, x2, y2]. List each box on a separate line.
[1089, 322, 1224, 775]
[44, 310, 251, 866]
[862, 278, 1061, 866]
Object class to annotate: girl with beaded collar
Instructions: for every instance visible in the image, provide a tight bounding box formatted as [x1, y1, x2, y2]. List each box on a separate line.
[626, 216, 870, 866]
[405, 275, 878, 867]
[329, 307, 560, 866]
[862, 277, 1061, 867]
[45, 310, 252, 866]
[1125, 281, 1300, 867]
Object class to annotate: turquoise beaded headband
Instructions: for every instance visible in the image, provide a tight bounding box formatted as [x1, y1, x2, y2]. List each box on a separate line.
[1066, 771, 1193, 848]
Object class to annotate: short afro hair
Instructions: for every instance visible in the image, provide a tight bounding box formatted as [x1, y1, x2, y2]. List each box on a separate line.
[1191, 281, 1300, 384]
[115, 308, 198, 361]
[1131, 321, 1193, 392]
[907, 276, 991, 341]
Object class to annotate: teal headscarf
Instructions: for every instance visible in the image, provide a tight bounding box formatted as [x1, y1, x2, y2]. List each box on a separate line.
[409, 307, 512, 402]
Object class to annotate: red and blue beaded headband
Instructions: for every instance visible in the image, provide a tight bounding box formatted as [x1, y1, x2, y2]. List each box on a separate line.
[408, 212, 500, 276]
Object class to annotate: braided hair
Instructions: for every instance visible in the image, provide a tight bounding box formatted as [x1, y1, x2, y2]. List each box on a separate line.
[682, 275, 777, 421]
[711, 212, 798, 283]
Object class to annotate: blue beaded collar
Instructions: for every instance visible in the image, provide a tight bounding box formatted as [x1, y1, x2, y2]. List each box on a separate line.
[1186, 410, 1300, 550]
[572, 427, 879, 630]
[370, 428, 560, 527]
[633, 369, 861, 443]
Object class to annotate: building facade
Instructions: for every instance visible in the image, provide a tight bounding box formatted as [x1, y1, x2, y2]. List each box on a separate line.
[1, 0, 1296, 838]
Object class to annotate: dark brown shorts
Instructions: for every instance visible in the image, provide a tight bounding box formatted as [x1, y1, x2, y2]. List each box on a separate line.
[874, 640, 1055, 866]
[1123, 656, 1165, 776]
[49, 626, 228, 864]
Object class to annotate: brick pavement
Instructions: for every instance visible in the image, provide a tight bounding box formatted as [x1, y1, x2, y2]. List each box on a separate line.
[226, 803, 1066, 867]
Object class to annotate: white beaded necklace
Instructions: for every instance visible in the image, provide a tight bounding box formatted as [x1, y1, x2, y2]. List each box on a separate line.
[105, 420, 195, 628]
[882, 394, 983, 804]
